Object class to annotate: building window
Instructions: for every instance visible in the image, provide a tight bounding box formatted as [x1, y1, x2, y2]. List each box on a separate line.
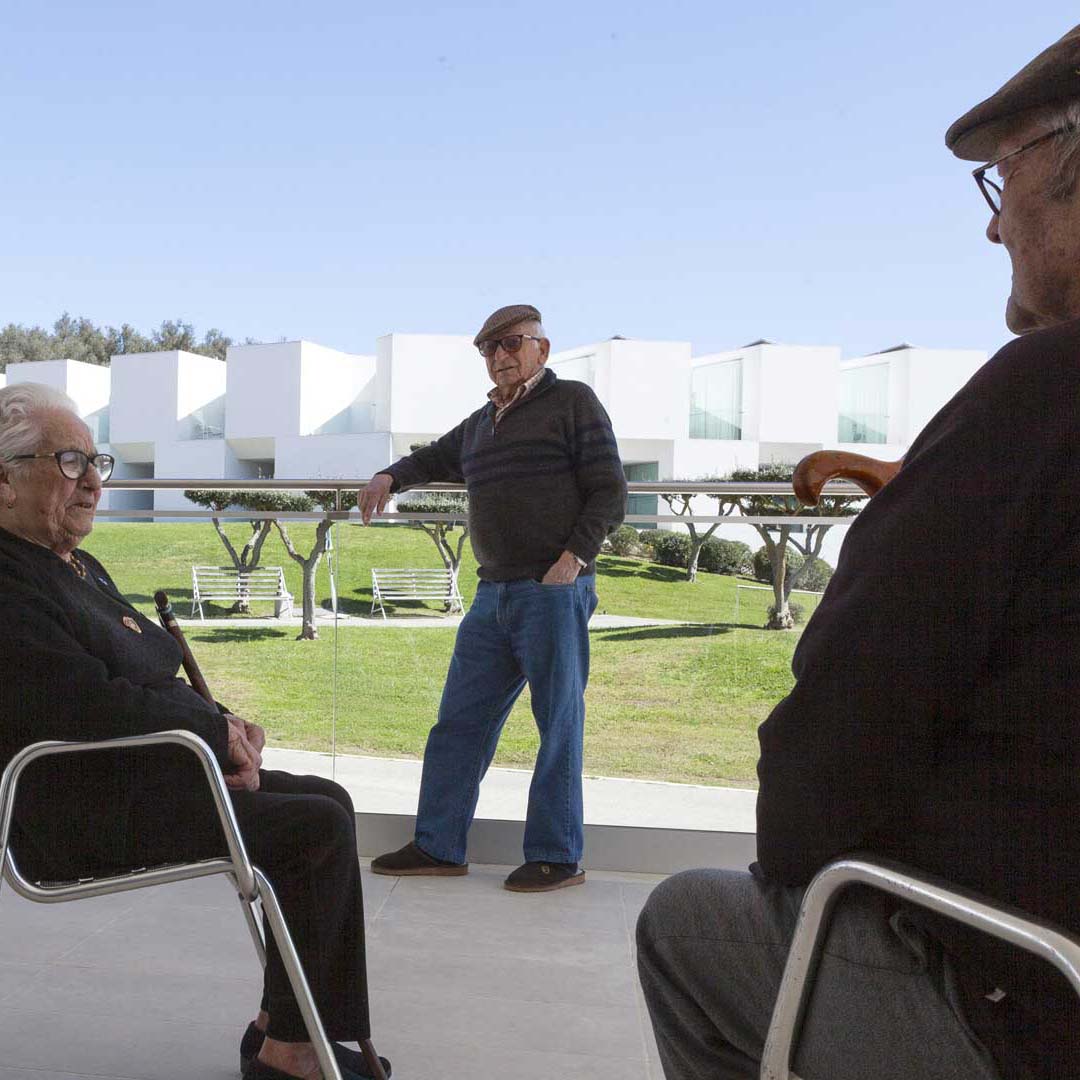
[549, 353, 595, 386]
[838, 363, 888, 443]
[624, 461, 658, 524]
[690, 360, 742, 439]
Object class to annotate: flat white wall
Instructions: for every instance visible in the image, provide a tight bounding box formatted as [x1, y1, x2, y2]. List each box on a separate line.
[176, 354, 227, 440]
[226, 342, 304, 441]
[275, 432, 394, 482]
[605, 340, 692, 441]
[5, 358, 111, 415]
[154, 439, 242, 511]
[672, 438, 759, 480]
[377, 334, 491, 435]
[109, 351, 180, 446]
[298, 343, 376, 436]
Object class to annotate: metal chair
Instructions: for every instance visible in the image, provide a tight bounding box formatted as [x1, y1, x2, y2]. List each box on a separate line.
[0, 729, 389, 1080]
[759, 855, 1080, 1080]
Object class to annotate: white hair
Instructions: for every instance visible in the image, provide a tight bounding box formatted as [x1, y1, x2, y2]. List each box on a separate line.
[0, 382, 82, 468]
[1044, 101, 1080, 200]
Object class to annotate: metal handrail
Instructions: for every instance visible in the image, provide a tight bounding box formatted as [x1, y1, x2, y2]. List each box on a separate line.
[103, 477, 864, 496]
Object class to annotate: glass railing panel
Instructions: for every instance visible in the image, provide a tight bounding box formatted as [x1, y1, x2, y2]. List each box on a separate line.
[80, 510, 338, 757]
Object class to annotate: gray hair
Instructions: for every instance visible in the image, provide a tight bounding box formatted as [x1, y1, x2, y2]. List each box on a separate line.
[1044, 101, 1080, 200]
[0, 382, 81, 468]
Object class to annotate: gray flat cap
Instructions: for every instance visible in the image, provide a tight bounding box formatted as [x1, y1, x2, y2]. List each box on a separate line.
[946, 23, 1080, 161]
[473, 304, 542, 346]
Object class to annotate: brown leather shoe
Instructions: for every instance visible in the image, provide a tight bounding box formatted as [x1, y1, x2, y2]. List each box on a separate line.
[370, 840, 468, 876]
[503, 861, 585, 892]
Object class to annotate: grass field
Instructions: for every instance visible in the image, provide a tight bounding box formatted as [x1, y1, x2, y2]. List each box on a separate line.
[81, 520, 819, 786]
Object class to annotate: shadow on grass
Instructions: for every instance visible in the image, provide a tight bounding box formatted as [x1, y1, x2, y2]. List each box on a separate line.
[188, 629, 291, 643]
[125, 590, 195, 605]
[598, 564, 686, 583]
[594, 624, 738, 643]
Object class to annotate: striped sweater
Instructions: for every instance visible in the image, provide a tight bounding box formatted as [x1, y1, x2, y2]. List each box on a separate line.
[382, 369, 627, 581]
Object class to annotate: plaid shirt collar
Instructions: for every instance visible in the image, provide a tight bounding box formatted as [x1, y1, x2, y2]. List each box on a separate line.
[487, 367, 547, 425]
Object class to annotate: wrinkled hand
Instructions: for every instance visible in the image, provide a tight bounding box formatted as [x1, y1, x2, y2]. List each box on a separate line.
[540, 550, 583, 585]
[225, 713, 262, 792]
[357, 473, 393, 525]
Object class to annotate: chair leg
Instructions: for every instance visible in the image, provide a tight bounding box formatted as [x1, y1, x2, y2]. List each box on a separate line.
[253, 868, 343, 1080]
[359, 1039, 389, 1080]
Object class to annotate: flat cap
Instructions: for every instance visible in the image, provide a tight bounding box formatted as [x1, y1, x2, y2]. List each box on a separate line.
[473, 304, 542, 346]
[946, 23, 1080, 161]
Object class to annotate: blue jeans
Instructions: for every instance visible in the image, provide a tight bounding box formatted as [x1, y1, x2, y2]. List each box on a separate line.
[414, 575, 598, 865]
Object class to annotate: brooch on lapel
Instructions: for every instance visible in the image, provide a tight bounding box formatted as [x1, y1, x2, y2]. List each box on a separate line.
[122, 616, 143, 634]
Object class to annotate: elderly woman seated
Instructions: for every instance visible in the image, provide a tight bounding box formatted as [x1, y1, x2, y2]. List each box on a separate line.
[0, 383, 388, 1080]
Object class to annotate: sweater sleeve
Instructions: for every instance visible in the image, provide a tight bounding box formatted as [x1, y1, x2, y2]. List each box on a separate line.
[565, 388, 628, 562]
[0, 595, 230, 766]
[381, 420, 468, 491]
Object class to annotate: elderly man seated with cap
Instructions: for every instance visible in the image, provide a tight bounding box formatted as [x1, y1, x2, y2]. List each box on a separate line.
[636, 22, 1080, 1080]
[358, 304, 627, 893]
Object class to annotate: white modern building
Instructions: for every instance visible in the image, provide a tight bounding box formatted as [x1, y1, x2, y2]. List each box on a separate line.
[0, 334, 988, 525]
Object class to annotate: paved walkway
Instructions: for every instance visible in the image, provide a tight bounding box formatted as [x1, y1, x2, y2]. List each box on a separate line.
[178, 611, 693, 630]
[263, 747, 757, 833]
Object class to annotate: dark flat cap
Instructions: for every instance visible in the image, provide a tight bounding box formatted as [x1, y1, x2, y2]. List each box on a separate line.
[946, 23, 1080, 160]
[473, 304, 542, 346]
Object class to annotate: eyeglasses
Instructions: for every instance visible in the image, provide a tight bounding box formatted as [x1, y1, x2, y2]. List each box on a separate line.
[972, 128, 1066, 214]
[477, 334, 544, 358]
[9, 449, 115, 482]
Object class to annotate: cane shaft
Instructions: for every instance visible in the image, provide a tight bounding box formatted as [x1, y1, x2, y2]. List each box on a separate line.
[154, 590, 215, 705]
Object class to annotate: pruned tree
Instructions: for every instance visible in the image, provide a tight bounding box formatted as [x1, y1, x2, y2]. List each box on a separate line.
[720, 463, 861, 629]
[184, 489, 311, 616]
[659, 482, 722, 583]
[272, 490, 358, 641]
[184, 487, 352, 638]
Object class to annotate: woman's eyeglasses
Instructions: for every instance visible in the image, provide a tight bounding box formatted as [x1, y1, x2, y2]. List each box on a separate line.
[9, 449, 116, 482]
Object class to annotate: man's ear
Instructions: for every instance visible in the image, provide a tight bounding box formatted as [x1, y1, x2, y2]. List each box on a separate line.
[0, 467, 14, 510]
[538, 337, 550, 362]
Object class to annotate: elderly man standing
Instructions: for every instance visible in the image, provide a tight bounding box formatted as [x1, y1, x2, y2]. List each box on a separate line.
[637, 24, 1080, 1080]
[359, 305, 626, 892]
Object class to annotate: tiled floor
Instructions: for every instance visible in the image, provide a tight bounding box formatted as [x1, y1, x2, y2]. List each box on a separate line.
[0, 862, 664, 1080]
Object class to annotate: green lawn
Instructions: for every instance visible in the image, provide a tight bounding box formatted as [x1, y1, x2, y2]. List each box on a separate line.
[81, 521, 815, 786]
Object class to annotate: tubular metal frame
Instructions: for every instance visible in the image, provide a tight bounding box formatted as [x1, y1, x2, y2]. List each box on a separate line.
[759, 855, 1080, 1080]
[0, 730, 388, 1080]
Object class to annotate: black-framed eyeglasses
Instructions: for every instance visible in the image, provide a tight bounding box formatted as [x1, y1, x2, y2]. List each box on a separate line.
[477, 334, 544, 358]
[9, 449, 115, 482]
[973, 128, 1066, 214]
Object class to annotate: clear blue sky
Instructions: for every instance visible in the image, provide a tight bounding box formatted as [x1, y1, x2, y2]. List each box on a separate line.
[1, 2, 1074, 359]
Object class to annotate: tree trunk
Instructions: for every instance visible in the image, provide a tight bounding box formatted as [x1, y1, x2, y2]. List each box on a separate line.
[763, 527, 796, 629]
[274, 518, 331, 640]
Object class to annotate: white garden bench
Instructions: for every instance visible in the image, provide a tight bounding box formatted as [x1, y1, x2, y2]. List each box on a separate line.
[370, 567, 464, 620]
[190, 566, 294, 620]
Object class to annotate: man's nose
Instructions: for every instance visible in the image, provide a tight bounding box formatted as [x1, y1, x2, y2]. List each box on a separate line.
[82, 464, 103, 491]
[986, 211, 1002, 244]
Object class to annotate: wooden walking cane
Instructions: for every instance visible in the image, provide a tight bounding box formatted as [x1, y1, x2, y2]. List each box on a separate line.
[793, 450, 904, 507]
[154, 590, 215, 705]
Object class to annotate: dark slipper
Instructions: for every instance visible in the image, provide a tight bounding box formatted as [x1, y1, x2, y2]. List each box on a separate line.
[240, 1022, 392, 1079]
[504, 860, 585, 892]
[370, 839, 467, 876]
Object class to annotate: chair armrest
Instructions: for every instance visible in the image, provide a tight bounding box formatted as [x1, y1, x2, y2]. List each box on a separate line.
[760, 855, 1080, 1079]
[0, 730, 256, 899]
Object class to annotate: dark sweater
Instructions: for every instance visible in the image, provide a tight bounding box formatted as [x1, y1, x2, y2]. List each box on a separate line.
[382, 369, 627, 580]
[755, 318, 1080, 1075]
[0, 528, 230, 876]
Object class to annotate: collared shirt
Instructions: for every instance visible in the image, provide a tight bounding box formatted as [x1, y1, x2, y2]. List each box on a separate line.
[487, 367, 547, 427]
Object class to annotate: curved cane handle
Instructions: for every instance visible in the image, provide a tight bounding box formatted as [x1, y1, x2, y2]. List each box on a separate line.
[793, 451, 903, 507]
